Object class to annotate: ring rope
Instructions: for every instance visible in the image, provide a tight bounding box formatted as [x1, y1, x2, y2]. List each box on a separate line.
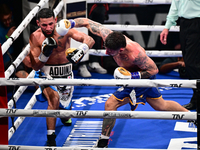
[87, 0, 172, 5]
[53, 0, 64, 18]
[103, 25, 179, 32]
[0, 78, 197, 88]
[4, 1, 64, 79]
[0, 145, 169, 150]
[1, 0, 63, 55]
[0, 109, 196, 120]
[5, 44, 31, 79]
[5, 0, 63, 106]
[89, 49, 182, 57]
[1, 0, 49, 55]
[8, 88, 41, 140]
[4, 1, 64, 141]
[7, 70, 35, 109]
[2, 0, 193, 148]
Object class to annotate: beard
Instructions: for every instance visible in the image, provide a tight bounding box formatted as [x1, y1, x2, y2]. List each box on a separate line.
[42, 29, 54, 37]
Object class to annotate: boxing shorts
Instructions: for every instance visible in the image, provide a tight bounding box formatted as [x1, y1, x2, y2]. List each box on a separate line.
[113, 75, 162, 111]
[35, 62, 74, 110]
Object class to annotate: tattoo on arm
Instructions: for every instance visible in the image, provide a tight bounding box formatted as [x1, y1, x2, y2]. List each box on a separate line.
[87, 20, 112, 39]
[134, 52, 157, 79]
[75, 18, 112, 40]
[102, 118, 116, 136]
[100, 28, 112, 40]
[74, 18, 84, 27]
[89, 22, 101, 35]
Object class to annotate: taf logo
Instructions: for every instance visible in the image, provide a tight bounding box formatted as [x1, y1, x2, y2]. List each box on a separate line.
[172, 114, 185, 119]
[76, 111, 88, 116]
[170, 84, 182, 87]
[8, 146, 20, 150]
[6, 109, 17, 114]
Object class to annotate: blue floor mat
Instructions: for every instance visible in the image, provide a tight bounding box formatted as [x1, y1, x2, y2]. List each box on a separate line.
[8, 70, 197, 149]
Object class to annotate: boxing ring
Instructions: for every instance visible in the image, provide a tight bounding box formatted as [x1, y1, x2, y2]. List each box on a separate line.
[0, 0, 199, 149]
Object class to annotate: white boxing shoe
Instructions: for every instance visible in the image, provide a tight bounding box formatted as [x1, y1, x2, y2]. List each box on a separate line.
[78, 64, 91, 78]
[88, 62, 107, 74]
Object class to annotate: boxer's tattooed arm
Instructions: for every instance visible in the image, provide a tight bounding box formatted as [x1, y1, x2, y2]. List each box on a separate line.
[74, 18, 112, 41]
[100, 28, 112, 40]
[88, 20, 112, 39]
[134, 52, 158, 79]
[88, 21, 101, 35]
[102, 118, 116, 136]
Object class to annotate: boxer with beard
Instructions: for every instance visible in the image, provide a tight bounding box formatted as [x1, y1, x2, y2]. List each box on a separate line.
[29, 9, 94, 146]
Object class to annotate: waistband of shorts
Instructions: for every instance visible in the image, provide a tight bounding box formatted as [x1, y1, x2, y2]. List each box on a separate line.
[44, 62, 72, 66]
[41, 63, 73, 78]
[180, 17, 200, 21]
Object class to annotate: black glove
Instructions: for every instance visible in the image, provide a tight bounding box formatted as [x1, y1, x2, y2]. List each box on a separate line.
[65, 43, 89, 64]
[65, 48, 84, 64]
[38, 37, 57, 62]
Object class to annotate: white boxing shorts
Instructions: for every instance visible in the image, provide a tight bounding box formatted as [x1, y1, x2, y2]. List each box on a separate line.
[35, 62, 74, 110]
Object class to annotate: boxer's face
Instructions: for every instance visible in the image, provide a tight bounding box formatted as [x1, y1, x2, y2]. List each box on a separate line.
[37, 16, 57, 37]
[105, 47, 120, 56]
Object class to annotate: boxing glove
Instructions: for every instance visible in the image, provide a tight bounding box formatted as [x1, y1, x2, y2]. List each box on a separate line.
[114, 67, 141, 79]
[56, 19, 75, 36]
[65, 43, 89, 64]
[38, 37, 57, 62]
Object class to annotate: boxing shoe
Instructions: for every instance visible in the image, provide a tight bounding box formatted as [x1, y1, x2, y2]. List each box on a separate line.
[78, 64, 91, 78]
[183, 88, 198, 110]
[46, 132, 56, 146]
[60, 118, 72, 126]
[94, 138, 109, 148]
[88, 62, 107, 74]
[182, 102, 196, 110]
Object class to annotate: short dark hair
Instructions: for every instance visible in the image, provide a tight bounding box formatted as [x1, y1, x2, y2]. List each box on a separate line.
[36, 8, 54, 21]
[0, 4, 12, 17]
[105, 31, 126, 50]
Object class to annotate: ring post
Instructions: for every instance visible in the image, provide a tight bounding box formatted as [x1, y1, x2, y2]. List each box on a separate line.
[0, 44, 8, 145]
[196, 80, 200, 150]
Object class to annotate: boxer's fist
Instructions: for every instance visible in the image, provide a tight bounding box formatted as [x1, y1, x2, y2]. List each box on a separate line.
[56, 19, 75, 36]
[65, 43, 89, 64]
[38, 37, 57, 62]
[114, 67, 141, 79]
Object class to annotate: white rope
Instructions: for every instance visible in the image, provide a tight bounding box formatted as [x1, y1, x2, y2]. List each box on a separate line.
[1, 0, 49, 55]
[4, 0, 64, 140]
[0, 145, 167, 150]
[7, 70, 35, 109]
[0, 78, 197, 88]
[53, 0, 64, 17]
[102, 25, 179, 32]
[87, 0, 172, 5]
[5, 0, 63, 108]
[89, 49, 182, 57]
[2, 0, 63, 55]
[0, 109, 196, 120]
[8, 88, 41, 140]
[4, 44, 31, 79]
[4, 0, 64, 78]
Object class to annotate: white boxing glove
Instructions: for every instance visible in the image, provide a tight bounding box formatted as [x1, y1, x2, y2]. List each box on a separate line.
[56, 19, 75, 36]
[114, 67, 132, 79]
[114, 67, 141, 79]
